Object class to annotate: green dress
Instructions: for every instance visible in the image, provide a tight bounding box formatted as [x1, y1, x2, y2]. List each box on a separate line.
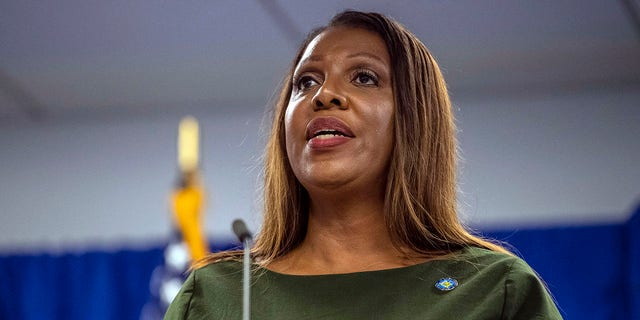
[164, 247, 562, 319]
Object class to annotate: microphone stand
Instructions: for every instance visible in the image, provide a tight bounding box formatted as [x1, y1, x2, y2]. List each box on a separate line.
[232, 219, 253, 320]
[242, 236, 252, 320]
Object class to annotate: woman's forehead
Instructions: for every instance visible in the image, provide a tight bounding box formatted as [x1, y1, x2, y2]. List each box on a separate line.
[296, 27, 390, 68]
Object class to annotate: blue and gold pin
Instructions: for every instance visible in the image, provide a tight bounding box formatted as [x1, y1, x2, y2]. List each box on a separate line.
[435, 277, 458, 291]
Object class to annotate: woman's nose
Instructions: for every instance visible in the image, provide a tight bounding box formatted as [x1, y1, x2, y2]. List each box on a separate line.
[311, 81, 348, 111]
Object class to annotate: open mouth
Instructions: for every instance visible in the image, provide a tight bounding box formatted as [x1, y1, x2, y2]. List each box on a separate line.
[312, 129, 350, 139]
[306, 117, 355, 141]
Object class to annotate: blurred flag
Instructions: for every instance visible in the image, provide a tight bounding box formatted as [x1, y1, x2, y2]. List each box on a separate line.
[141, 116, 210, 319]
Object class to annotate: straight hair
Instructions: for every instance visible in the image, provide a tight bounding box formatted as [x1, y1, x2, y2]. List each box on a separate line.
[194, 10, 508, 269]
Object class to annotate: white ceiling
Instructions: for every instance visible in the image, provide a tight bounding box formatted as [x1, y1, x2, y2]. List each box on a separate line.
[1, 0, 638, 122]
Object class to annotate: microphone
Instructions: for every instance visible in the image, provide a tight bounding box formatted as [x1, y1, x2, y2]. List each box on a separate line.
[232, 219, 253, 243]
[232, 219, 252, 320]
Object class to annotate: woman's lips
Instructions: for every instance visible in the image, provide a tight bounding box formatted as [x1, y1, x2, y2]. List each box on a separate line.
[306, 117, 355, 149]
[308, 134, 351, 149]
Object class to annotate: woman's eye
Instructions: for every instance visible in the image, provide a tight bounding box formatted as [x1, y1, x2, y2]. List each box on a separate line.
[296, 76, 319, 91]
[354, 71, 378, 86]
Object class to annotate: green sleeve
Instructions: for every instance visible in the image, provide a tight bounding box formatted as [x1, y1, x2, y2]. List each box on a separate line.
[503, 258, 563, 319]
[164, 272, 195, 320]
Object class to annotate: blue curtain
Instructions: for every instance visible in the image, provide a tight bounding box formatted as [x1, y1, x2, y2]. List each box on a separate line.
[627, 209, 640, 320]
[487, 223, 629, 319]
[1, 205, 639, 320]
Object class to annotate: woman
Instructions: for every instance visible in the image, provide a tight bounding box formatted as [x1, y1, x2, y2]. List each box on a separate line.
[165, 10, 562, 319]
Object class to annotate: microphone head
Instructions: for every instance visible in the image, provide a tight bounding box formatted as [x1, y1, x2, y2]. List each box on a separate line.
[232, 219, 252, 242]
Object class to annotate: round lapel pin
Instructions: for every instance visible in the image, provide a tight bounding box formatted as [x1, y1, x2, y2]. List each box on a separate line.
[435, 277, 458, 291]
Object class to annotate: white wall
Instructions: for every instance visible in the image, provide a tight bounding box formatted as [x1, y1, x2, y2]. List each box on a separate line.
[0, 110, 265, 252]
[455, 87, 640, 228]
[1, 87, 639, 252]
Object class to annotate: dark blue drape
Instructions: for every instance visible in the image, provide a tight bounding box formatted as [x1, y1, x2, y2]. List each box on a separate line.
[0, 248, 164, 320]
[627, 208, 640, 320]
[487, 223, 630, 319]
[1, 205, 639, 320]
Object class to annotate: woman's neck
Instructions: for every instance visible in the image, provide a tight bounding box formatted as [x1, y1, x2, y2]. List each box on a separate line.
[266, 191, 424, 275]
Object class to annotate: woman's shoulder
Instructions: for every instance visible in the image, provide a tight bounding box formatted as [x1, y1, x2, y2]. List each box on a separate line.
[429, 246, 541, 295]
[448, 246, 562, 319]
[462, 246, 544, 276]
[164, 260, 245, 319]
[451, 246, 537, 274]
[190, 259, 245, 285]
[442, 246, 518, 272]
[456, 245, 516, 262]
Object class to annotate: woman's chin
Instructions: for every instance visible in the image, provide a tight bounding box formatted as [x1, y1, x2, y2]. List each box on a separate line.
[299, 171, 355, 192]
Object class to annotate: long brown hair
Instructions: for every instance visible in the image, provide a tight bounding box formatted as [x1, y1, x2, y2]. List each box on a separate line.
[194, 10, 508, 268]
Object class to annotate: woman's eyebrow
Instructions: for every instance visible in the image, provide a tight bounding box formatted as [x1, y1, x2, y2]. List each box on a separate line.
[346, 52, 386, 64]
[297, 55, 323, 66]
[298, 52, 387, 66]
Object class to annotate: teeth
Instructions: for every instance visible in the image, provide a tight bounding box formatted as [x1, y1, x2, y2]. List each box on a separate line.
[314, 133, 344, 139]
[314, 130, 344, 138]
